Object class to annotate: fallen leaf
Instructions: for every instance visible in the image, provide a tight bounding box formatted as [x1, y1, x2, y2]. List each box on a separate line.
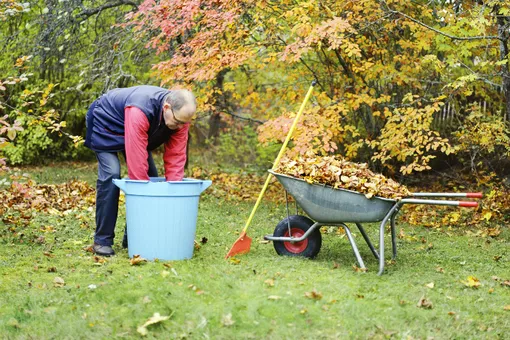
[448, 311, 456, 316]
[229, 257, 241, 265]
[130, 255, 147, 266]
[264, 279, 275, 287]
[221, 313, 235, 327]
[425, 282, 434, 289]
[487, 227, 501, 237]
[268, 295, 281, 300]
[352, 265, 367, 272]
[417, 295, 433, 309]
[137, 312, 171, 336]
[194, 240, 201, 250]
[504, 305, 510, 311]
[461, 276, 481, 289]
[161, 270, 170, 278]
[83, 245, 94, 253]
[53, 277, 65, 288]
[47, 267, 57, 273]
[304, 290, 323, 300]
[501, 280, 510, 287]
[93, 256, 106, 264]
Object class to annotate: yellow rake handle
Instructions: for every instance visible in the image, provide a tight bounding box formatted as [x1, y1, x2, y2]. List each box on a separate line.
[241, 81, 316, 234]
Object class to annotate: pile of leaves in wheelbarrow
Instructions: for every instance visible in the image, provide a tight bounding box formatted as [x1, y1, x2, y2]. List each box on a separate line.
[274, 153, 411, 199]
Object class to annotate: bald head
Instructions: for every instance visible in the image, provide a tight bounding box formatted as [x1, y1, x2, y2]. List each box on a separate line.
[163, 90, 197, 129]
[165, 90, 196, 113]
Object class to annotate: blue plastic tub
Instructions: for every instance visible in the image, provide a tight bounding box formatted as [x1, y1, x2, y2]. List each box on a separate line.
[113, 177, 212, 260]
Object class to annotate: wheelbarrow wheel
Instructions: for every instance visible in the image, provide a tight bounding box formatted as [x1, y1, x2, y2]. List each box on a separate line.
[273, 215, 321, 258]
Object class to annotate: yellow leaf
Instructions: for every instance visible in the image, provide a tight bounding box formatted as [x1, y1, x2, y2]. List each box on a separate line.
[449, 213, 460, 223]
[483, 212, 492, 221]
[461, 276, 481, 288]
[137, 312, 171, 336]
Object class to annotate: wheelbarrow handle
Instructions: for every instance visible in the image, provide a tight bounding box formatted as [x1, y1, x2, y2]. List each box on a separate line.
[401, 198, 479, 208]
[459, 201, 479, 208]
[410, 192, 483, 198]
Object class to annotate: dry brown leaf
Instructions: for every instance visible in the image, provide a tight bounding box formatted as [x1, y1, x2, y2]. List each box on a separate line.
[304, 289, 323, 300]
[130, 255, 147, 266]
[417, 295, 433, 309]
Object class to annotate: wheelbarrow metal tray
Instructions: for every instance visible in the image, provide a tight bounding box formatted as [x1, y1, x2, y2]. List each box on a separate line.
[269, 170, 395, 223]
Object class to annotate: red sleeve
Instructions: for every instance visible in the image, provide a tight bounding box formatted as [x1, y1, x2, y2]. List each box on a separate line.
[164, 124, 189, 181]
[124, 106, 150, 180]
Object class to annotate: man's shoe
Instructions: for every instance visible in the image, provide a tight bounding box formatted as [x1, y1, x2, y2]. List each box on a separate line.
[93, 243, 115, 256]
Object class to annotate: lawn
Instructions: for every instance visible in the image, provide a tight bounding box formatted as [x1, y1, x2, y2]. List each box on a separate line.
[0, 162, 509, 339]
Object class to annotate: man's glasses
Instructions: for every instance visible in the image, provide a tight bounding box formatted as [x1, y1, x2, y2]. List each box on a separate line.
[170, 107, 186, 125]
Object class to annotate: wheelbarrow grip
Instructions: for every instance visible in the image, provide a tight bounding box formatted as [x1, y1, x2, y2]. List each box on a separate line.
[466, 192, 483, 198]
[459, 201, 478, 208]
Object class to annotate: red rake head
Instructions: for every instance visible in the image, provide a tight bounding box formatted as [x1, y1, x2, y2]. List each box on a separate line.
[225, 231, 252, 258]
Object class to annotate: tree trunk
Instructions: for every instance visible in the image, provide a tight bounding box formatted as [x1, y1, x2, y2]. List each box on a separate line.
[497, 8, 510, 120]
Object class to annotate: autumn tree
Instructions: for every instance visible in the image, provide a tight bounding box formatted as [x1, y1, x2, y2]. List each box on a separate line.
[127, 0, 510, 177]
[0, 0, 155, 164]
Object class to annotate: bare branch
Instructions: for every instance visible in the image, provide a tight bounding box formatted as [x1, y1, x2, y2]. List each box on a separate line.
[222, 111, 265, 124]
[388, 9, 502, 42]
[77, 0, 138, 19]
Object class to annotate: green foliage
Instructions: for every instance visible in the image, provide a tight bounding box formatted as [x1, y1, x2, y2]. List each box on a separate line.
[215, 124, 279, 169]
[453, 108, 510, 173]
[2, 120, 52, 164]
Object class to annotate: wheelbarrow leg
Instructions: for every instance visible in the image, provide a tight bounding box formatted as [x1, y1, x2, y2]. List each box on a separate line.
[378, 203, 402, 276]
[390, 213, 398, 260]
[340, 223, 366, 269]
[355, 223, 379, 259]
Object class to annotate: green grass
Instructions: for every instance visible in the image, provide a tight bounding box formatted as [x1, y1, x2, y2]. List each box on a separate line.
[1, 164, 509, 339]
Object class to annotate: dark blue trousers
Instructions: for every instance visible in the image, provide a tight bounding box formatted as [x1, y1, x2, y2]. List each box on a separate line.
[94, 151, 158, 246]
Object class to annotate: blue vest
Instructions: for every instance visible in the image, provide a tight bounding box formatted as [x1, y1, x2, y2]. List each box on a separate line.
[85, 86, 174, 152]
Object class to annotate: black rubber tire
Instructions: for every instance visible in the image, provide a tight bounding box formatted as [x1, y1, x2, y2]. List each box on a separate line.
[273, 215, 322, 258]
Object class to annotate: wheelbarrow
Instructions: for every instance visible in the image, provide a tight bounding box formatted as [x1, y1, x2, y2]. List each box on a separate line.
[264, 171, 482, 275]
